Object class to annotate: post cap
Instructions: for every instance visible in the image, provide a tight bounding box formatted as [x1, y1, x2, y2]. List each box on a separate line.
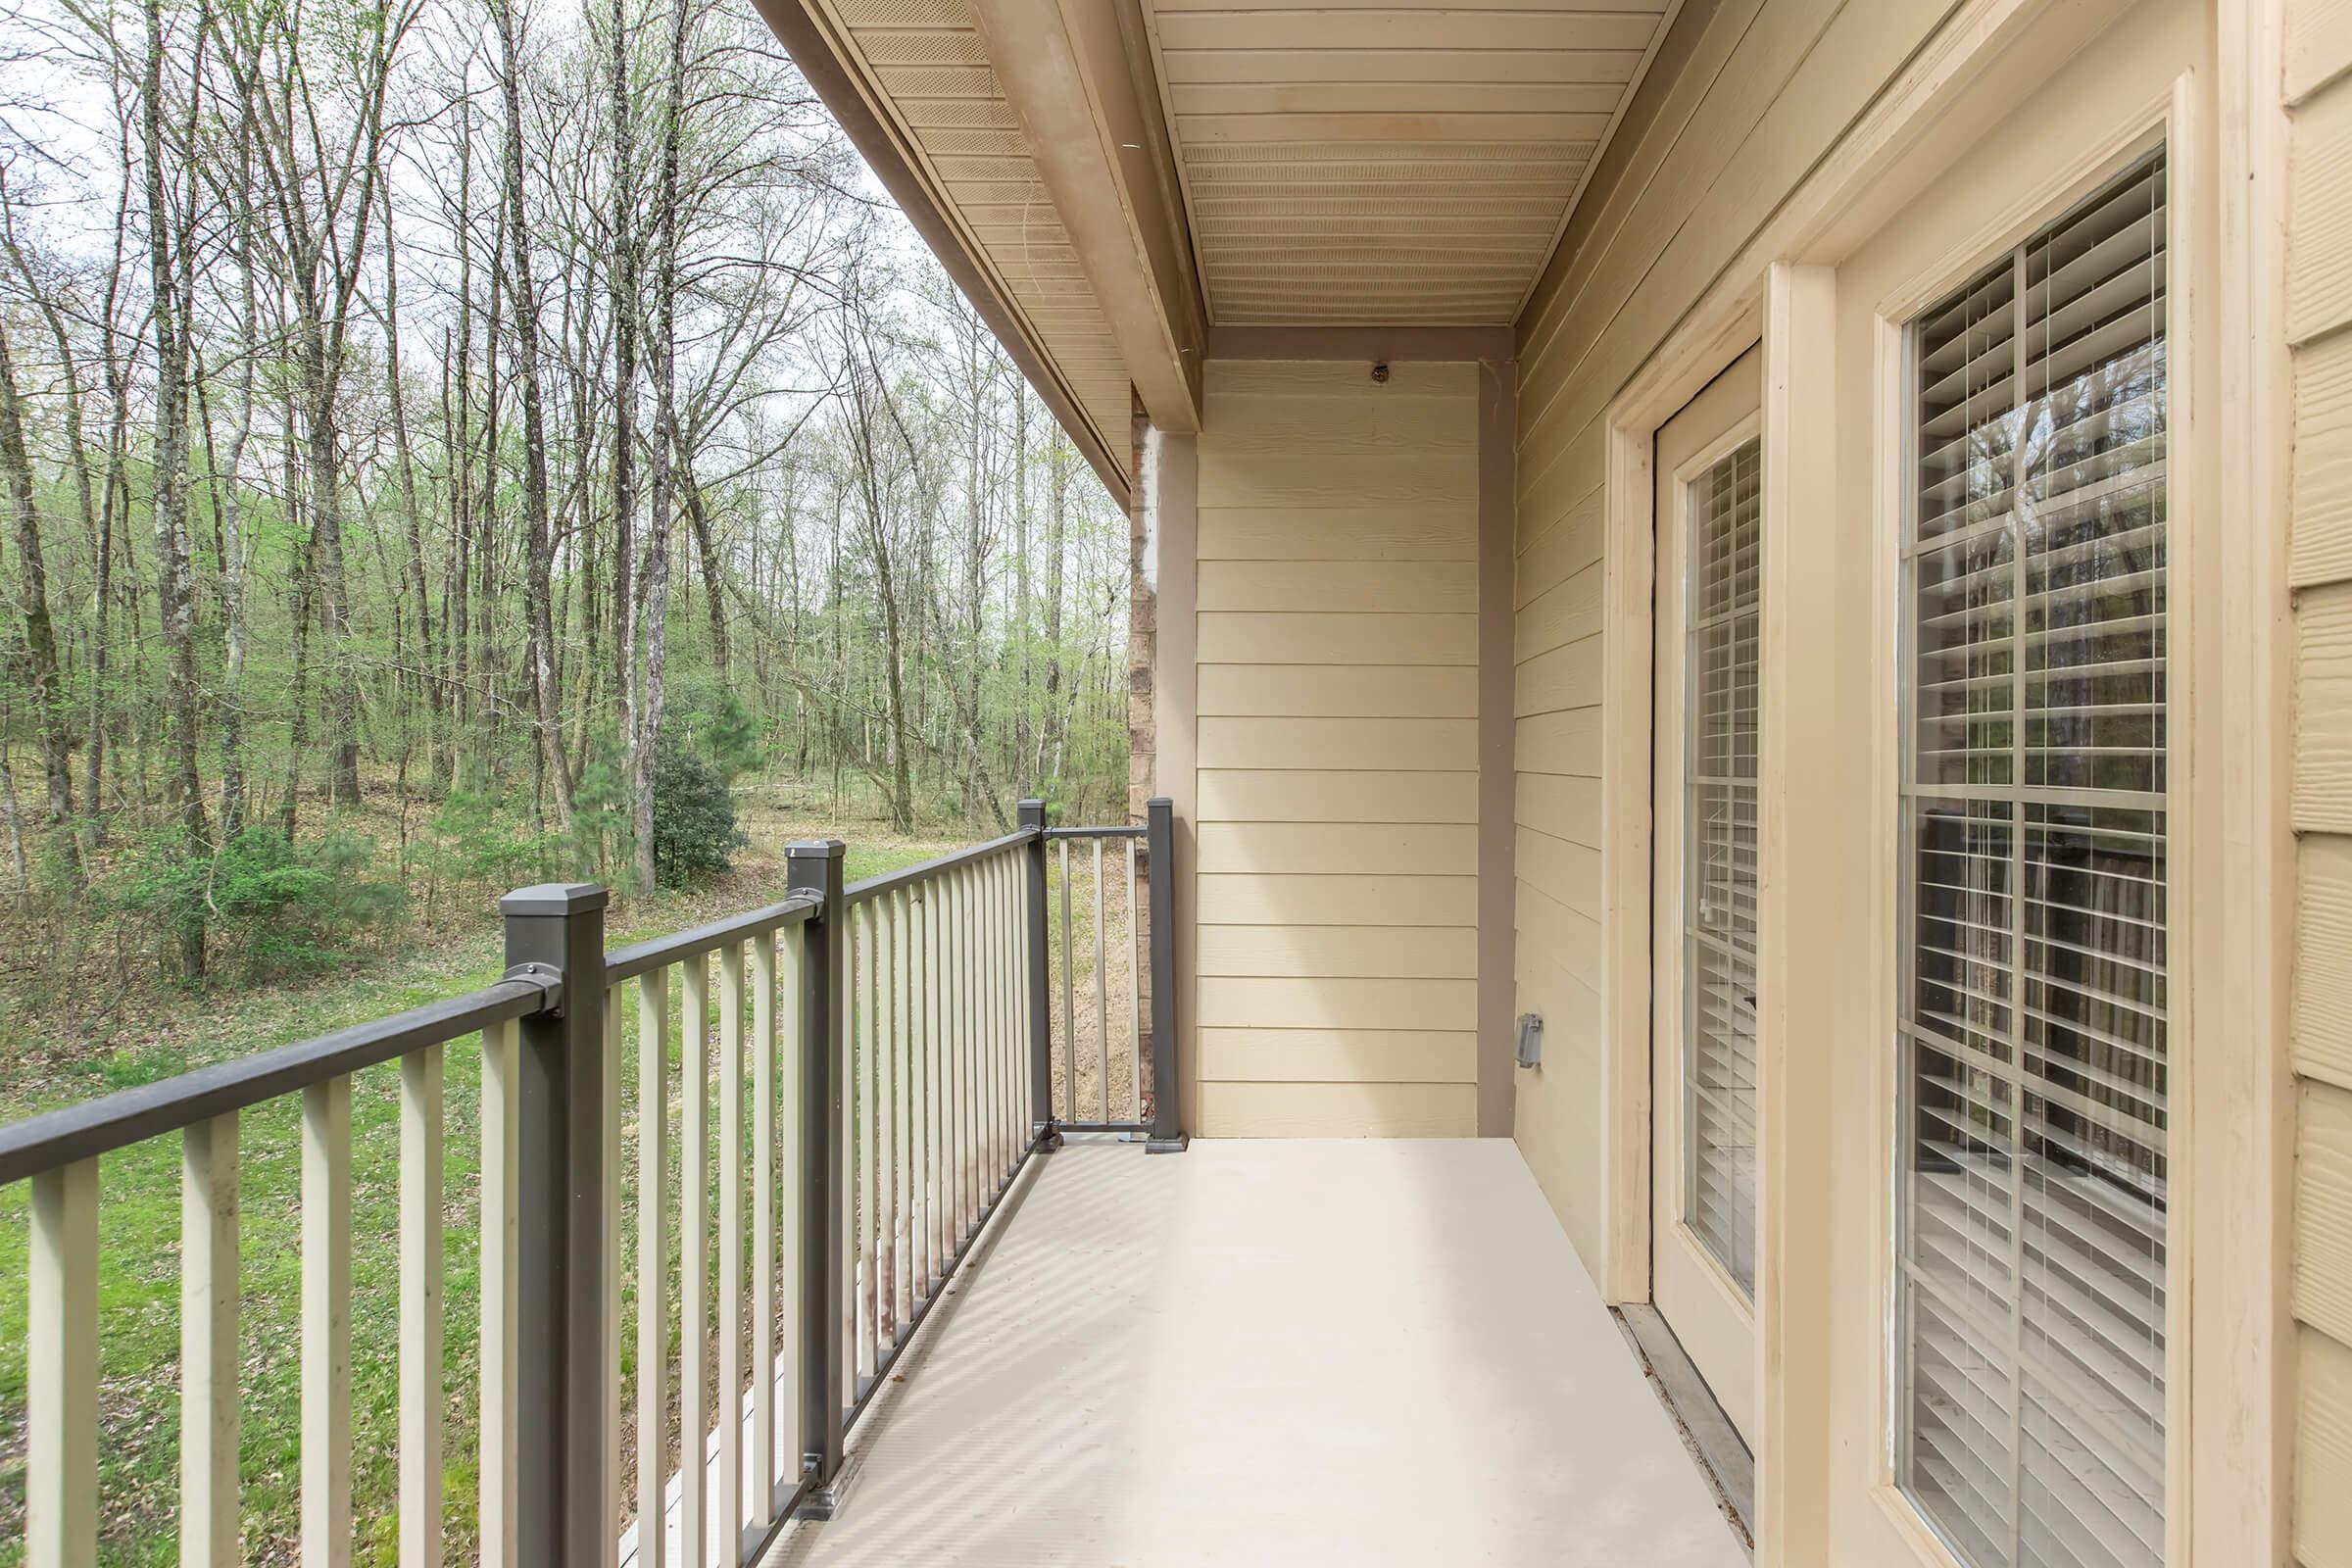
[1017, 799, 1047, 828]
[499, 882, 611, 916]
[785, 839, 847, 859]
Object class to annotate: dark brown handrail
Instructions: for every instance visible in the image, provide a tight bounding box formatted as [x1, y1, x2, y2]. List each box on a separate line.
[601, 892, 822, 984]
[842, 827, 1033, 906]
[0, 975, 557, 1186]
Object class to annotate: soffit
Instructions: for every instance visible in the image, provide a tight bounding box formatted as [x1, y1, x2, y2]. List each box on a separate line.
[1135, 0, 1682, 326]
[808, 0, 1140, 482]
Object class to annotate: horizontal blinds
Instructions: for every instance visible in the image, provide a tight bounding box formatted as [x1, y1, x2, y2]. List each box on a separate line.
[1684, 436, 1761, 1299]
[1900, 146, 2168, 1568]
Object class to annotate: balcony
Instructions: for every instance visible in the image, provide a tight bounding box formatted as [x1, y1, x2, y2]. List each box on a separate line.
[0, 802, 1742, 1567]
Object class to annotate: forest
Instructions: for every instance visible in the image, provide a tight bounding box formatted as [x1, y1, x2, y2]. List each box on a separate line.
[0, 0, 1135, 996]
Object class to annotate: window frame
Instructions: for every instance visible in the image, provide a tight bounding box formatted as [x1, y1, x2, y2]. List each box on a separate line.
[1869, 101, 2195, 1568]
[1671, 418, 1767, 1305]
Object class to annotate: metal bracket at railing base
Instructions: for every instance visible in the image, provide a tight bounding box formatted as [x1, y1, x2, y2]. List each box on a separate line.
[1032, 1120, 1064, 1152]
[1146, 1132, 1191, 1154]
[794, 1450, 866, 1523]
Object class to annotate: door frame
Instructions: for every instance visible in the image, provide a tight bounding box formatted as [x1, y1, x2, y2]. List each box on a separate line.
[1648, 367, 1766, 1443]
[1585, 0, 2276, 1562]
[1597, 296, 1762, 1314]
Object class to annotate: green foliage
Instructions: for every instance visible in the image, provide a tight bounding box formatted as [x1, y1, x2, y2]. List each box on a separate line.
[106, 824, 407, 983]
[562, 730, 638, 889]
[651, 730, 747, 889]
[29, 821, 88, 909]
[420, 779, 550, 903]
[664, 675, 764, 781]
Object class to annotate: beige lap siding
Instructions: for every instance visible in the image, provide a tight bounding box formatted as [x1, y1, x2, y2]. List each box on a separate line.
[1193, 359, 1481, 1136]
[1508, 0, 1957, 1272]
[2289, 9, 2352, 1562]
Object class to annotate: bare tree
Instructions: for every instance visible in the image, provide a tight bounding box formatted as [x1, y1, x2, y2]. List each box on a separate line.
[492, 0, 573, 828]
[609, 0, 641, 876]
[0, 318, 71, 829]
[215, 0, 421, 810]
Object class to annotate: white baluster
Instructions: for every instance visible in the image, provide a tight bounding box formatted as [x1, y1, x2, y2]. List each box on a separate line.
[302, 1075, 353, 1568]
[400, 1048, 445, 1568]
[26, 1155, 97, 1568]
[480, 1023, 520, 1568]
[183, 1113, 240, 1568]
[636, 970, 669, 1568]
[682, 953, 710, 1567]
[752, 930, 778, 1524]
[719, 940, 745, 1553]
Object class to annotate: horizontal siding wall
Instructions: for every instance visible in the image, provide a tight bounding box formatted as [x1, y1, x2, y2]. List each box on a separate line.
[1193, 359, 1481, 1136]
[2289, 6, 2352, 1563]
[1508, 0, 1948, 1269]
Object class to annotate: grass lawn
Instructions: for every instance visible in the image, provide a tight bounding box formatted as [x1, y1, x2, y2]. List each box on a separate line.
[0, 794, 968, 1566]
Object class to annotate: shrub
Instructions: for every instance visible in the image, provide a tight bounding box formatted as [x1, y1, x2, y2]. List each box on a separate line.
[651, 732, 747, 889]
[562, 731, 636, 888]
[109, 825, 407, 983]
[662, 676, 765, 781]
[423, 784, 548, 896]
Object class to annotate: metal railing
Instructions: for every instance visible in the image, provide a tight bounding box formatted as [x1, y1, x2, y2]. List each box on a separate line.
[1031, 798, 1183, 1152]
[838, 825, 1027, 1432]
[0, 798, 1181, 1568]
[1042, 816, 1147, 1135]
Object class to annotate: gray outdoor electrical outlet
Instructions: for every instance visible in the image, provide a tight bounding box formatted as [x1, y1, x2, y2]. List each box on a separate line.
[1515, 1013, 1543, 1068]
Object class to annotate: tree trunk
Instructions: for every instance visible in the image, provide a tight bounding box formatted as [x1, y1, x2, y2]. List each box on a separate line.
[685, 464, 728, 673]
[0, 741, 27, 911]
[0, 172, 98, 557]
[0, 321, 74, 828]
[310, 391, 362, 807]
[1012, 390, 1030, 789]
[217, 197, 258, 841]
[844, 357, 915, 834]
[443, 81, 476, 787]
[495, 0, 573, 828]
[1038, 445, 1069, 783]
[474, 215, 503, 785]
[872, 532, 914, 833]
[144, 0, 208, 977]
[279, 394, 312, 839]
[382, 178, 436, 777]
[632, 0, 690, 889]
[609, 0, 641, 873]
[86, 146, 136, 844]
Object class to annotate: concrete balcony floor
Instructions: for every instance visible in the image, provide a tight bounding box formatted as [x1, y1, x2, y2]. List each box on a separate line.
[761, 1138, 1749, 1567]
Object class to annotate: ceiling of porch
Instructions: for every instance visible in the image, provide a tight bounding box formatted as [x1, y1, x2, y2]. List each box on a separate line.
[1136, 1, 1681, 325]
[767, 0, 1688, 484]
[810, 0, 1141, 482]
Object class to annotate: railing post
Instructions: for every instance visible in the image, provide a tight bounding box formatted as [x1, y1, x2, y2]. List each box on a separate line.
[788, 840, 855, 1517]
[1018, 800, 1060, 1152]
[497, 882, 611, 1566]
[1144, 798, 1189, 1152]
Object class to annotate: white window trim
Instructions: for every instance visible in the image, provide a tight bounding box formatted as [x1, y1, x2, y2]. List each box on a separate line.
[1862, 93, 2194, 1568]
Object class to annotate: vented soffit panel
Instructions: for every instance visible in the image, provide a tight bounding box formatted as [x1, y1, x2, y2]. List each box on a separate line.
[1134, 0, 1686, 328]
[754, 0, 1139, 503]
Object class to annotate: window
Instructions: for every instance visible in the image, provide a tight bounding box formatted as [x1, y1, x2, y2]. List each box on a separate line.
[1684, 436, 1761, 1298]
[1897, 145, 2168, 1568]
